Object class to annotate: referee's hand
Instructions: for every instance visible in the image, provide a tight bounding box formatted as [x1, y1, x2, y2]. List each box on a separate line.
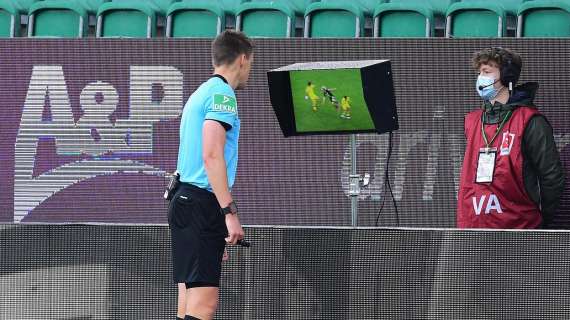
[225, 214, 244, 245]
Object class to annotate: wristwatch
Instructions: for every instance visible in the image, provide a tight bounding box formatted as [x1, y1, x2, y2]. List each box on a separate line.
[221, 201, 238, 215]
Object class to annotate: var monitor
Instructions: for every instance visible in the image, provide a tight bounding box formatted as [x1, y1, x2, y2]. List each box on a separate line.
[267, 60, 398, 137]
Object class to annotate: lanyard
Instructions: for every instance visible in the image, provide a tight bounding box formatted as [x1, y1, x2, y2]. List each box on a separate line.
[481, 110, 512, 148]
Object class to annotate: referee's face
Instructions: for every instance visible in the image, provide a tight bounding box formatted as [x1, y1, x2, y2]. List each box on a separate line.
[236, 53, 253, 90]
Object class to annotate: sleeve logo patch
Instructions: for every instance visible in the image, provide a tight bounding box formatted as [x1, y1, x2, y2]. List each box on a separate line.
[212, 94, 237, 113]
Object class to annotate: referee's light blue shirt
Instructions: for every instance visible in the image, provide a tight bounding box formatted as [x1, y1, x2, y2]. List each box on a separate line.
[177, 76, 240, 191]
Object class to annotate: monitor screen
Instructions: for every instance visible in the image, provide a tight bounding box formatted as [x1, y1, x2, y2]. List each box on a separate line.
[289, 68, 375, 133]
[267, 60, 398, 137]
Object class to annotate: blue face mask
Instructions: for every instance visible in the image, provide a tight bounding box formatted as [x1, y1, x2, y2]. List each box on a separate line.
[476, 75, 499, 101]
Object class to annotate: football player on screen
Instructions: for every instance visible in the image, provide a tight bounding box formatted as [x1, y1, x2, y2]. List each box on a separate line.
[305, 81, 320, 112]
[340, 95, 352, 119]
[321, 86, 340, 111]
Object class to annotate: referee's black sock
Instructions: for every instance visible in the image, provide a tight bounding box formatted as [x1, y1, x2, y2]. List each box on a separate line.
[184, 316, 201, 320]
[176, 317, 184, 320]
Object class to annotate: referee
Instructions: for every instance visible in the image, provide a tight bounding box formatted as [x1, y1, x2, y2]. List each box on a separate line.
[168, 30, 253, 320]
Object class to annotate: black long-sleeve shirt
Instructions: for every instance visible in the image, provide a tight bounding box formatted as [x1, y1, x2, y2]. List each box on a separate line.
[521, 115, 565, 226]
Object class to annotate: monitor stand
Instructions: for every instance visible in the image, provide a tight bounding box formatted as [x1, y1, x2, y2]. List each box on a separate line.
[348, 134, 370, 227]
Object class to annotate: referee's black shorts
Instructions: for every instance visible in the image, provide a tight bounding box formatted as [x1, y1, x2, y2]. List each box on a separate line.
[168, 183, 227, 288]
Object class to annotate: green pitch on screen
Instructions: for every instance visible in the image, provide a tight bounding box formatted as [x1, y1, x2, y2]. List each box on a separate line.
[290, 68, 375, 133]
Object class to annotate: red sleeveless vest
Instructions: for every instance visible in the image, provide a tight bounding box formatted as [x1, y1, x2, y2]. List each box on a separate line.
[457, 106, 542, 229]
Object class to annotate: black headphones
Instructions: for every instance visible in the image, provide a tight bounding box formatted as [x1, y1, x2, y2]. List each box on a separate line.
[493, 47, 521, 89]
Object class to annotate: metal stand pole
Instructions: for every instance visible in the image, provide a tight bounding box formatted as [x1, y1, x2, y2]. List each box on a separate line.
[350, 134, 358, 227]
[348, 134, 371, 227]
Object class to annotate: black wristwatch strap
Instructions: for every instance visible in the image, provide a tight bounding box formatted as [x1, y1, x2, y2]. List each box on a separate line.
[221, 201, 238, 215]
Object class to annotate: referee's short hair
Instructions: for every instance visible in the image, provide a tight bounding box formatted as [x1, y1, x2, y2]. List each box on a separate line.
[212, 30, 254, 67]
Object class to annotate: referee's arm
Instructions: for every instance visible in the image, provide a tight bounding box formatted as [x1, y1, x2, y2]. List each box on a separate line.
[202, 119, 244, 244]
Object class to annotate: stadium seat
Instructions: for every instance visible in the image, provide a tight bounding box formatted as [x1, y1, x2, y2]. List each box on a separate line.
[28, 0, 89, 37]
[0, 0, 21, 37]
[97, 0, 160, 38]
[166, 0, 243, 38]
[166, 0, 227, 38]
[0, 0, 38, 37]
[517, 0, 570, 37]
[236, 0, 299, 37]
[445, 2, 508, 37]
[373, 1, 436, 37]
[304, 0, 377, 38]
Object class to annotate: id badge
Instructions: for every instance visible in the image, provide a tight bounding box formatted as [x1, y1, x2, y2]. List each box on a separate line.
[476, 148, 496, 183]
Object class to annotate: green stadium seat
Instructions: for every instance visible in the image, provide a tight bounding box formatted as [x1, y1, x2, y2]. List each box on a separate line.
[166, 0, 228, 38]
[304, 0, 372, 38]
[0, 0, 21, 37]
[28, 0, 89, 38]
[373, 1, 436, 37]
[236, 1, 298, 38]
[445, 2, 508, 37]
[517, 0, 570, 37]
[96, 0, 158, 38]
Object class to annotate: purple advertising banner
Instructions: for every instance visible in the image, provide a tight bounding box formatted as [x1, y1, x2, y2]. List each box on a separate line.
[1, 39, 569, 227]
